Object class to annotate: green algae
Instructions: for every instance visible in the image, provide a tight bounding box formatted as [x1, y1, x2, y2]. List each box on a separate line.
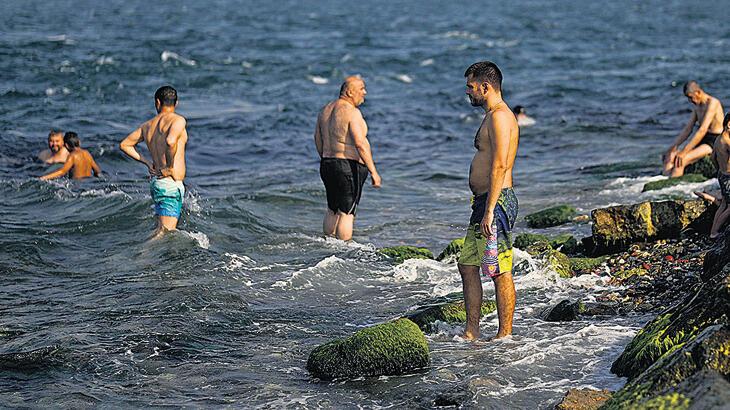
[525, 205, 577, 228]
[406, 300, 497, 333]
[569, 256, 606, 275]
[306, 318, 430, 380]
[641, 174, 707, 192]
[436, 238, 464, 261]
[379, 245, 434, 264]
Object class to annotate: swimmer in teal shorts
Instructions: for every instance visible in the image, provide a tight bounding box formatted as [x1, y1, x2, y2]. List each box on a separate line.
[120, 85, 189, 236]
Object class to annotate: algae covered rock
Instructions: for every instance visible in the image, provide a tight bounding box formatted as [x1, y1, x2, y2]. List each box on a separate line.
[590, 199, 713, 255]
[641, 174, 707, 192]
[514, 233, 579, 255]
[436, 238, 464, 261]
[556, 389, 611, 410]
[525, 205, 578, 228]
[569, 256, 606, 275]
[405, 299, 497, 333]
[544, 248, 573, 278]
[306, 318, 430, 380]
[602, 325, 730, 409]
[684, 155, 718, 179]
[380, 245, 434, 264]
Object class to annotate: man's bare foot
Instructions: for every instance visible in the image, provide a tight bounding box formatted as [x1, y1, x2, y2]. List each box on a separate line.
[493, 331, 511, 340]
[462, 330, 479, 341]
[694, 191, 718, 204]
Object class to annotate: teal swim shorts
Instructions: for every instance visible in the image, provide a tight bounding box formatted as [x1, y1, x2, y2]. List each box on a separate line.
[150, 177, 185, 218]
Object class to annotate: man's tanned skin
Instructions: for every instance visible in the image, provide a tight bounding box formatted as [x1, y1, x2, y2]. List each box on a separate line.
[40, 132, 100, 180]
[663, 81, 724, 177]
[120, 86, 188, 235]
[461, 66, 519, 341]
[314, 76, 381, 240]
[38, 130, 70, 164]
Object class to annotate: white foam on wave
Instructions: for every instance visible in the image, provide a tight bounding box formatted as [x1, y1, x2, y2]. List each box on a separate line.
[47, 34, 76, 45]
[395, 74, 413, 84]
[181, 230, 210, 249]
[420, 58, 434, 66]
[95, 56, 115, 66]
[308, 75, 329, 85]
[160, 50, 197, 66]
[599, 175, 719, 202]
[442, 30, 479, 40]
[45, 87, 71, 96]
[384, 258, 461, 296]
[271, 255, 345, 289]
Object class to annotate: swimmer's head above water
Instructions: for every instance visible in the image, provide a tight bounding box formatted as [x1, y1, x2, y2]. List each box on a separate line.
[63, 132, 80, 152]
[47, 129, 64, 153]
[339, 75, 366, 107]
[154, 85, 178, 113]
[464, 61, 502, 107]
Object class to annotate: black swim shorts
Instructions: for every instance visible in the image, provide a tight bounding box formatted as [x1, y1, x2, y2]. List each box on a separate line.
[320, 158, 369, 215]
[700, 133, 720, 148]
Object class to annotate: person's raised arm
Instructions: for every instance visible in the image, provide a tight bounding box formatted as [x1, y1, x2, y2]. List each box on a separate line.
[120, 126, 153, 173]
[351, 110, 381, 187]
[40, 156, 74, 180]
[160, 117, 186, 179]
[314, 112, 324, 158]
[682, 100, 717, 153]
[481, 110, 512, 237]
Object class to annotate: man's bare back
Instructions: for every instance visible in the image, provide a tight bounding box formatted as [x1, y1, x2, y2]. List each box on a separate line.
[40, 133, 101, 181]
[469, 104, 519, 195]
[140, 112, 188, 181]
[318, 100, 367, 163]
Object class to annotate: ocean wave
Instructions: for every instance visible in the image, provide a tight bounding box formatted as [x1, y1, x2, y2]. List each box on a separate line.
[160, 50, 197, 66]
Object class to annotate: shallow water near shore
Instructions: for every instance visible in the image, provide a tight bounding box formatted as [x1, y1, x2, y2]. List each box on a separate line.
[1, 0, 728, 407]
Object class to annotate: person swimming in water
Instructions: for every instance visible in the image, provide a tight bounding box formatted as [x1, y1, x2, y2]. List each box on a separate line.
[512, 105, 535, 127]
[40, 132, 101, 180]
[663, 81, 725, 177]
[38, 129, 70, 164]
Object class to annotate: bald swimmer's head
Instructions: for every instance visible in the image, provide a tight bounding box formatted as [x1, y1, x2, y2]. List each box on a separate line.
[683, 81, 704, 105]
[339, 76, 367, 107]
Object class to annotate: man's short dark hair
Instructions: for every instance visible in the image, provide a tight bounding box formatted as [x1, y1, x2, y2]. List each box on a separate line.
[683, 81, 701, 95]
[464, 61, 503, 91]
[724, 113, 730, 128]
[64, 132, 80, 148]
[48, 129, 63, 139]
[513, 105, 524, 115]
[155, 85, 178, 106]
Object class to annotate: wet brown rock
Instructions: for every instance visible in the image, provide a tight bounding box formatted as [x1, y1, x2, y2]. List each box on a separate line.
[555, 389, 611, 410]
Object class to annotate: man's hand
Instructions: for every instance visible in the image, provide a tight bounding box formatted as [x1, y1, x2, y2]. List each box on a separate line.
[371, 172, 382, 188]
[674, 150, 686, 168]
[480, 209, 495, 237]
[663, 145, 677, 161]
[160, 167, 173, 178]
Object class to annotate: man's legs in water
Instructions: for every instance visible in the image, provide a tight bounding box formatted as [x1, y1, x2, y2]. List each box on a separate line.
[459, 264, 482, 340]
[492, 271, 516, 338]
[323, 209, 340, 236]
[323, 210, 354, 241]
[152, 215, 179, 238]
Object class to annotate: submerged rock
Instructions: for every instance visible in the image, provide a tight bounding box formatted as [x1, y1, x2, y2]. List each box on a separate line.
[306, 318, 430, 380]
[525, 205, 578, 228]
[684, 155, 718, 179]
[590, 199, 713, 255]
[379, 245, 434, 264]
[436, 238, 464, 261]
[514, 233, 580, 255]
[641, 174, 707, 192]
[540, 300, 584, 322]
[405, 298, 497, 333]
[555, 388, 611, 410]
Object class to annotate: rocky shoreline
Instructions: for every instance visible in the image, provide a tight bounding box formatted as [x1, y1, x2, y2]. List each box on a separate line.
[306, 193, 728, 408]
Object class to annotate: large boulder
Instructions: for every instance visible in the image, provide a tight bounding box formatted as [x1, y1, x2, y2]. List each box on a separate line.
[405, 298, 497, 333]
[436, 238, 464, 262]
[540, 300, 584, 322]
[590, 199, 714, 255]
[641, 174, 708, 192]
[685, 155, 718, 179]
[556, 389, 612, 410]
[380, 246, 434, 264]
[525, 205, 578, 228]
[306, 318, 430, 380]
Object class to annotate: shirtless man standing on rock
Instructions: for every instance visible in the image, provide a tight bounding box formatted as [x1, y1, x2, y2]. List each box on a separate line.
[314, 76, 381, 241]
[663, 81, 725, 177]
[459, 61, 519, 341]
[120, 86, 188, 237]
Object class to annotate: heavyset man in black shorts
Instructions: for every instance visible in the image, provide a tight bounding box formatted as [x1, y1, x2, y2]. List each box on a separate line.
[314, 76, 381, 241]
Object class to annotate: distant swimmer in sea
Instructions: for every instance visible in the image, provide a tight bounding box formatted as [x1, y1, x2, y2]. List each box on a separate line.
[512, 105, 535, 127]
[120, 86, 188, 236]
[314, 76, 381, 241]
[38, 129, 70, 164]
[695, 113, 730, 238]
[459, 61, 519, 341]
[40, 132, 101, 180]
[663, 81, 725, 177]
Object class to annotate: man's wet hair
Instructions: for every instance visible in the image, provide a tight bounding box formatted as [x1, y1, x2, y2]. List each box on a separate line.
[513, 105, 525, 115]
[63, 132, 80, 148]
[683, 81, 701, 95]
[464, 61, 503, 91]
[155, 85, 178, 106]
[724, 113, 730, 129]
[48, 129, 63, 139]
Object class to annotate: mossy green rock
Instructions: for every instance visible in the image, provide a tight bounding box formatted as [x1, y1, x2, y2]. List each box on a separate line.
[591, 199, 713, 255]
[380, 246, 434, 264]
[602, 325, 730, 409]
[514, 233, 550, 250]
[436, 238, 464, 261]
[525, 205, 578, 228]
[641, 174, 708, 192]
[306, 318, 430, 380]
[570, 257, 606, 275]
[684, 155, 718, 179]
[543, 248, 573, 278]
[406, 299, 497, 333]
